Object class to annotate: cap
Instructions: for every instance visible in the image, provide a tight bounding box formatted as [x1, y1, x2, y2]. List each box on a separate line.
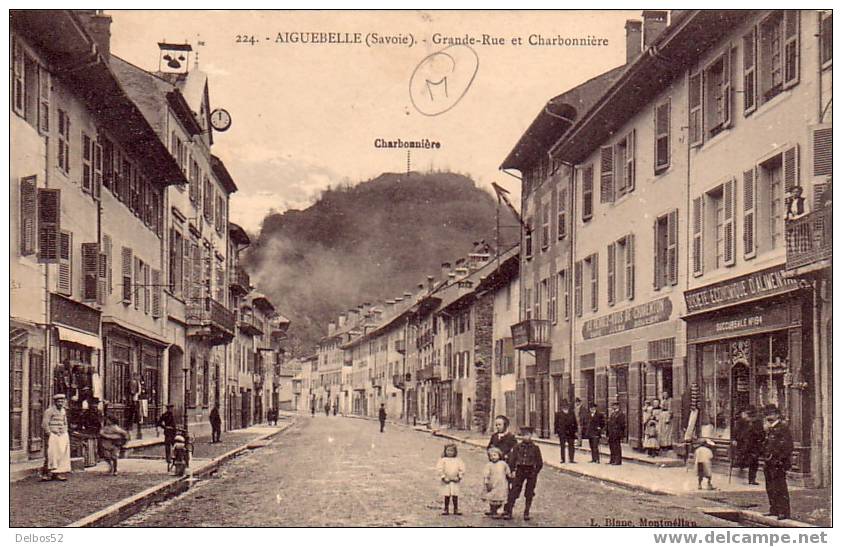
[52, 393, 66, 400]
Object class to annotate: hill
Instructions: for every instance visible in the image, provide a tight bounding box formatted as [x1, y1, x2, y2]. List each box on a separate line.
[243, 171, 518, 355]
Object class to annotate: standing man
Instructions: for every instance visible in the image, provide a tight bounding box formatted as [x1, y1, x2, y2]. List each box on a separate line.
[553, 400, 578, 464]
[573, 398, 584, 447]
[500, 426, 543, 521]
[581, 403, 605, 463]
[42, 394, 71, 481]
[733, 406, 764, 485]
[156, 404, 177, 464]
[378, 403, 387, 433]
[310, 396, 316, 417]
[606, 401, 626, 465]
[324, 401, 330, 416]
[762, 405, 793, 520]
[209, 404, 222, 443]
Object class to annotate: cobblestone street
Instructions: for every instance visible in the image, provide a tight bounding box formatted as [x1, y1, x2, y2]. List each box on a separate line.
[123, 416, 733, 527]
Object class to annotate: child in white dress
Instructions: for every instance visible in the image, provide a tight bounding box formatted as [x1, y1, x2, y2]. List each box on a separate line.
[482, 447, 511, 516]
[436, 442, 465, 515]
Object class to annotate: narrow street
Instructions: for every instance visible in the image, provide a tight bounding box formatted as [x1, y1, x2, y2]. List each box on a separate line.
[123, 417, 732, 527]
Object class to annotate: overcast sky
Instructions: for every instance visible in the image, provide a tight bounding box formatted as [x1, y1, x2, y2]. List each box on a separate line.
[109, 10, 639, 233]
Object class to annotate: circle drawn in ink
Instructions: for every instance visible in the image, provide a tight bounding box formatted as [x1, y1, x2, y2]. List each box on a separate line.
[409, 45, 479, 117]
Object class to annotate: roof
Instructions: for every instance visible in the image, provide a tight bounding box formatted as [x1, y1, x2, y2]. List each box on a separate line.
[229, 222, 251, 245]
[211, 154, 238, 194]
[551, 10, 753, 164]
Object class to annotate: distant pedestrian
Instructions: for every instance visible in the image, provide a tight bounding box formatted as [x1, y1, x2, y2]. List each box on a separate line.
[733, 406, 764, 485]
[42, 393, 71, 481]
[156, 404, 177, 463]
[324, 402, 330, 416]
[378, 404, 387, 432]
[762, 405, 793, 520]
[210, 404, 222, 443]
[581, 403, 605, 463]
[482, 447, 511, 517]
[694, 438, 716, 490]
[499, 426, 543, 521]
[487, 415, 517, 463]
[310, 398, 316, 417]
[643, 412, 660, 458]
[99, 414, 129, 475]
[333, 401, 338, 416]
[436, 442, 465, 515]
[606, 401, 626, 465]
[573, 398, 584, 447]
[553, 401, 577, 464]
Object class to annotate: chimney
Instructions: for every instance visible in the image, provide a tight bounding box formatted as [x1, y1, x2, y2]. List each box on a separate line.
[328, 322, 336, 336]
[76, 10, 113, 61]
[403, 292, 413, 299]
[625, 19, 642, 64]
[337, 313, 346, 328]
[441, 262, 452, 279]
[427, 275, 436, 290]
[642, 11, 669, 49]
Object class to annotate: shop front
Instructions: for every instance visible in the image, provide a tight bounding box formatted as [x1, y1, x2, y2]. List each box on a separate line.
[683, 266, 813, 476]
[10, 321, 47, 463]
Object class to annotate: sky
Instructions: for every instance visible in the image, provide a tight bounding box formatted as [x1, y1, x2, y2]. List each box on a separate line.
[108, 10, 639, 233]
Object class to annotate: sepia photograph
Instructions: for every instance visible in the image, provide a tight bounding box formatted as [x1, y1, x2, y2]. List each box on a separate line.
[7, 7, 833, 534]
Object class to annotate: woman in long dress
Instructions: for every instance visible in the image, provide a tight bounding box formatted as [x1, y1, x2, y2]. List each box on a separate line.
[42, 393, 71, 481]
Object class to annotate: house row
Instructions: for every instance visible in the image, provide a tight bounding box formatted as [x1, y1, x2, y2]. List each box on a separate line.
[10, 10, 289, 466]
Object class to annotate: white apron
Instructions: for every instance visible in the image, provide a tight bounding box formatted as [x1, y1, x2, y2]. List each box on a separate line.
[47, 432, 71, 474]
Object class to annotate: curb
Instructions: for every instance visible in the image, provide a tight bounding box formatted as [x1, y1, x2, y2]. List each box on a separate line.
[66, 422, 294, 528]
[699, 507, 817, 528]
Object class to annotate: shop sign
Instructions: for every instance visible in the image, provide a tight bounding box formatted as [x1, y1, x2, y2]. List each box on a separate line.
[689, 304, 792, 341]
[50, 293, 100, 335]
[582, 297, 672, 340]
[684, 265, 800, 315]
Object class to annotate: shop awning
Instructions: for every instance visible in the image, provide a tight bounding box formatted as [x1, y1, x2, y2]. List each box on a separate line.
[55, 326, 102, 350]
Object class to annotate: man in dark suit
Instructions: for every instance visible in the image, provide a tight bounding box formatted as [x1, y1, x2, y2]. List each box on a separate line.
[606, 401, 626, 465]
[733, 406, 764, 485]
[762, 405, 793, 520]
[553, 400, 578, 463]
[378, 403, 387, 433]
[581, 403, 605, 463]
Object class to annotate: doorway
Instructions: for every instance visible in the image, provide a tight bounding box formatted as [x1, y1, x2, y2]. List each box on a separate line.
[615, 365, 629, 442]
[581, 369, 595, 406]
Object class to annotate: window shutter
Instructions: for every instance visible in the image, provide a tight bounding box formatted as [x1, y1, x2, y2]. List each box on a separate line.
[557, 188, 567, 239]
[783, 10, 800, 89]
[607, 242, 616, 306]
[133, 257, 141, 309]
[20, 176, 37, 256]
[93, 142, 103, 200]
[143, 263, 150, 314]
[723, 179, 736, 266]
[743, 28, 757, 115]
[98, 252, 107, 306]
[574, 261, 583, 317]
[626, 233, 636, 298]
[183, 239, 192, 301]
[57, 231, 72, 296]
[590, 253, 599, 312]
[37, 188, 61, 263]
[82, 134, 92, 193]
[692, 196, 704, 276]
[743, 168, 757, 259]
[783, 144, 800, 193]
[12, 39, 24, 115]
[625, 129, 636, 192]
[516, 379, 526, 430]
[38, 66, 50, 134]
[582, 165, 594, 220]
[121, 247, 133, 304]
[721, 48, 733, 129]
[103, 234, 112, 294]
[654, 100, 670, 171]
[653, 220, 662, 290]
[192, 243, 203, 300]
[561, 270, 569, 320]
[152, 269, 162, 318]
[600, 146, 614, 203]
[689, 72, 703, 147]
[667, 211, 678, 285]
[524, 221, 533, 258]
[533, 280, 540, 319]
[812, 126, 832, 177]
[81, 242, 99, 302]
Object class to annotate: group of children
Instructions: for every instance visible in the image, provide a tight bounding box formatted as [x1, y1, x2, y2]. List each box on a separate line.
[435, 425, 543, 521]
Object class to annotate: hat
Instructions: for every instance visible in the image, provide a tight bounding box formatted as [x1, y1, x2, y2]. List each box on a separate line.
[52, 393, 66, 400]
[519, 426, 535, 434]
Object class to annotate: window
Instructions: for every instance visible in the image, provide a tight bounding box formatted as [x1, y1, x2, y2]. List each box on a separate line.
[57, 230, 72, 296]
[216, 195, 226, 234]
[204, 177, 214, 223]
[57, 110, 70, 174]
[169, 228, 184, 296]
[81, 242, 100, 303]
[756, 149, 799, 252]
[102, 234, 112, 295]
[19, 176, 37, 256]
[82, 133, 93, 193]
[189, 160, 200, 204]
[820, 12, 832, 67]
[759, 11, 800, 103]
[37, 188, 60, 263]
[93, 141, 102, 200]
[688, 72, 703, 146]
[653, 211, 678, 289]
[615, 130, 636, 195]
[215, 256, 225, 302]
[559, 269, 569, 320]
[548, 276, 557, 324]
[654, 100, 670, 172]
[524, 286, 533, 320]
[557, 188, 567, 239]
[524, 219, 533, 259]
[582, 164, 594, 220]
[574, 261, 583, 317]
[12, 42, 45, 131]
[12, 39, 24, 116]
[541, 201, 550, 249]
[704, 53, 732, 137]
[121, 247, 133, 304]
[600, 146, 614, 203]
[586, 253, 598, 312]
[702, 180, 736, 271]
[533, 281, 540, 319]
[743, 28, 758, 115]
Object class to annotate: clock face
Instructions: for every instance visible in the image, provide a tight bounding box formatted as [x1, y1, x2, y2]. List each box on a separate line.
[210, 108, 232, 131]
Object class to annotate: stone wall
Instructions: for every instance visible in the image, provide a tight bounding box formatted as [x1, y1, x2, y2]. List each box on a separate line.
[472, 293, 494, 433]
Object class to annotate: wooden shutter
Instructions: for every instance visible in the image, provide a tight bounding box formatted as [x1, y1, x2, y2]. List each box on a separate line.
[38, 66, 50, 134]
[121, 247, 133, 303]
[37, 188, 61, 263]
[143, 263, 150, 314]
[103, 234, 112, 294]
[653, 220, 661, 290]
[627, 363, 642, 447]
[516, 379, 526, 430]
[561, 270, 569, 320]
[97, 252, 107, 306]
[574, 261, 583, 317]
[57, 231, 72, 296]
[20, 176, 37, 256]
[812, 126, 832, 177]
[557, 188, 567, 239]
[667, 211, 678, 285]
[607, 242, 616, 306]
[743, 168, 757, 259]
[743, 28, 757, 115]
[81, 242, 99, 302]
[12, 39, 24, 115]
[783, 10, 800, 89]
[82, 134, 92, 193]
[183, 239, 192, 301]
[783, 144, 800, 193]
[689, 72, 703, 146]
[625, 129, 636, 192]
[582, 165, 594, 220]
[192, 243, 203, 300]
[723, 179, 736, 266]
[152, 269, 162, 318]
[133, 257, 141, 309]
[721, 48, 733, 129]
[93, 142, 102, 200]
[692, 196, 704, 276]
[600, 146, 614, 203]
[590, 253, 599, 312]
[654, 100, 670, 171]
[626, 233, 636, 299]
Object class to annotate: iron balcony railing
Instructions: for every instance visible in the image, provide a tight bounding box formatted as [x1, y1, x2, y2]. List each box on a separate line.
[186, 296, 236, 337]
[786, 207, 832, 272]
[394, 339, 406, 354]
[511, 319, 552, 350]
[230, 265, 251, 295]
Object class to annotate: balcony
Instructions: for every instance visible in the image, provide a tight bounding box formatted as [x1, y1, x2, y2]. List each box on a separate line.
[394, 339, 406, 354]
[786, 207, 832, 275]
[186, 296, 235, 345]
[392, 374, 406, 389]
[230, 265, 251, 296]
[238, 313, 264, 337]
[511, 319, 552, 350]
